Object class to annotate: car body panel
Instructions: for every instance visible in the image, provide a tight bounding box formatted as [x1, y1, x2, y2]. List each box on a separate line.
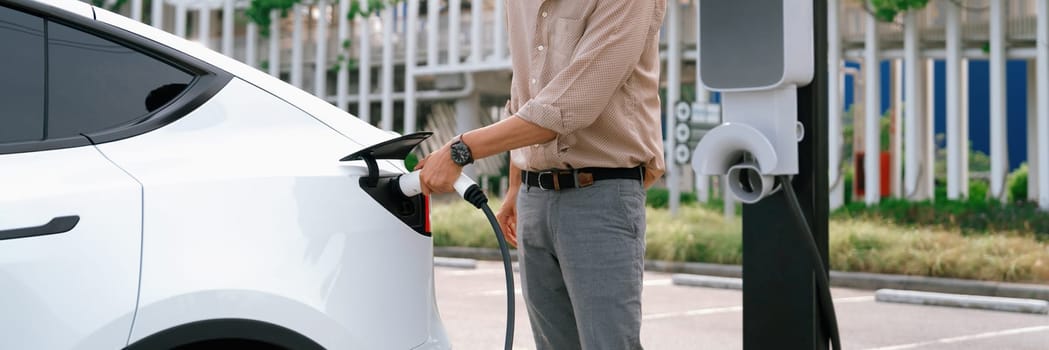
[96, 78, 435, 349]
[0, 146, 141, 350]
[30, 0, 90, 18]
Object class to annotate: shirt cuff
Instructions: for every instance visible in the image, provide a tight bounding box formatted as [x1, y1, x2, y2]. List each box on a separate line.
[516, 100, 566, 135]
[501, 100, 514, 121]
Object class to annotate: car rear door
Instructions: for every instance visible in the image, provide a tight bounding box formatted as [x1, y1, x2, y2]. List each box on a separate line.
[0, 3, 182, 348]
[0, 147, 142, 350]
[0, 6, 141, 346]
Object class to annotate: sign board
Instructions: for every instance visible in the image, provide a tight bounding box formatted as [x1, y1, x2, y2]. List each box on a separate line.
[672, 101, 723, 165]
[693, 103, 722, 125]
[675, 101, 691, 122]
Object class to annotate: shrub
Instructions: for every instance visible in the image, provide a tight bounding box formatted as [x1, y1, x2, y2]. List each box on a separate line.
[968, 179, 989, 203]
[843, 171, 854, 204]
[829, 218, 1049, 283]
[430, 198, 505, 249]
[934, 181, 948, 202]
[1008, 163, 1029, 203]
[644, 204, 743, 264]
[646, 188, 697, 208]
[834, 198, 1049, 241]
[404, 152, 419, 170]
[646, 188, 670, 208]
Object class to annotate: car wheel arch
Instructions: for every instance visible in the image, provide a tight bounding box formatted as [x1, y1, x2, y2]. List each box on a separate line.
[124, 318, 325, 350]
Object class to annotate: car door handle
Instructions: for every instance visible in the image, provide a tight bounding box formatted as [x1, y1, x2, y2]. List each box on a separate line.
[0, 215, 80, 241]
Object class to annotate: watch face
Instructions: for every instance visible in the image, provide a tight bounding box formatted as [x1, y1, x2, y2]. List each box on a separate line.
[451, 142, 472, 165]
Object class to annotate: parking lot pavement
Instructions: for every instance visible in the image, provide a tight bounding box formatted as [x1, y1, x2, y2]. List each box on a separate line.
[435, 261, 1049, 350]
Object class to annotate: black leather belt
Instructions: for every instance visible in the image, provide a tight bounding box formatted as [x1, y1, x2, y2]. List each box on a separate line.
[522, 166, 644, 190]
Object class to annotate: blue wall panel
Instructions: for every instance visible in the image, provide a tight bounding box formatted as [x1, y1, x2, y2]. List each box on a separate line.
[881, 60, 892, 115]
[844, 59, 1029, 171]
[969, 60, 991, 161]
[1006, 60, 1029, 171]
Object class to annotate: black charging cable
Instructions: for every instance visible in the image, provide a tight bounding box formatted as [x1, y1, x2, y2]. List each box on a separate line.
[392, 171, 514, 349]
[777, 175, 842, 350]
[461, 185, 516, 350]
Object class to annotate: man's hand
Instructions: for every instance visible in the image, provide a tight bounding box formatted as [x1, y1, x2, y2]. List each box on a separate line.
[415, 143, 464, 195]
[643, 167, 662, 189]
[495, 186, 519, 248]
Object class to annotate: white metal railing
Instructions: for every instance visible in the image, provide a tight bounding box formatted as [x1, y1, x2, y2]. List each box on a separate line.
[401, 0, 511, 133]
[99, 0, 1043, 120]
[97, 0, 511, 130]
[841, 0, 1037, 48]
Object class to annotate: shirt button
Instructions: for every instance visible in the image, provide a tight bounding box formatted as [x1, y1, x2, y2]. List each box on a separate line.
[538, 45, 545, 51]
[541, 11, 548, 18]
[530, 78, 537, 84]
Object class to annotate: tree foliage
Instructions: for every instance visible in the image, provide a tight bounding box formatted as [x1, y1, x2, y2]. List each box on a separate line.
[246, 0, 402, 36]
[244, 0, 404, 72]
[245, 0, 299, 36]
[91, 0, 129, 13]
[866, 0, 930, 22]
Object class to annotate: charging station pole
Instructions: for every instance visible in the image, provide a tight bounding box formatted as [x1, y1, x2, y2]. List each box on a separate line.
[741, 0, 828, 349]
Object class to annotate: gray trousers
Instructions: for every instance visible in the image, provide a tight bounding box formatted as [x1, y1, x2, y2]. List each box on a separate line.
[516, 178, 646, 350]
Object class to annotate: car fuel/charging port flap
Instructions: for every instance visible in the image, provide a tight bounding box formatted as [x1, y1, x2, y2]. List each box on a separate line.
[341, 132, 433, 187]
[341, 132, 434, 236]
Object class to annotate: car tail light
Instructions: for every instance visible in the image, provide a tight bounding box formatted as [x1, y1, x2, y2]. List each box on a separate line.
[423, 195, 431, 234]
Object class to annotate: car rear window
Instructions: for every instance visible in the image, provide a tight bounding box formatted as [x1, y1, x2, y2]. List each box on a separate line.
[0, 6, 45, 143]
[47, 21, 194, 139]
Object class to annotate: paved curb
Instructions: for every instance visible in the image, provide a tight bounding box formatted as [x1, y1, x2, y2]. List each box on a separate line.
[643, 260, 744, 278]
[875, 289, 1049, 314]
[829, 271, 1049, 301]
[433, 257, 478, 269]
[435, 247, 1049, 301]
[671, 274, 743, 290]
[436, 246, 519, 262]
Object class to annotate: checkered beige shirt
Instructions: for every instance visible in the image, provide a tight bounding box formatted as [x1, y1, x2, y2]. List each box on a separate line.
[505, 0, 667, 179]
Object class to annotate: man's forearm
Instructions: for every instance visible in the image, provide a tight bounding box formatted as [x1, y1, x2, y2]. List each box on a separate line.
[462, 116, 557, 160]
[508, 162, 522, 190]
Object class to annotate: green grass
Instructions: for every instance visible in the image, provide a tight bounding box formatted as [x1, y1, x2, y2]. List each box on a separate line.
[430, 198, 507, 249]
[432, 199, 1049, 284]
[642, 203, 743, 264]
[830, 219, 1049, 283]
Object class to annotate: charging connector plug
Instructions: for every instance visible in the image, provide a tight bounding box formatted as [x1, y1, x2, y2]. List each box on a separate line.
[461, 185, 489, 209]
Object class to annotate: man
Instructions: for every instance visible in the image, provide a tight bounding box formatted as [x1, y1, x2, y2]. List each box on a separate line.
[415, 1, 666, 348]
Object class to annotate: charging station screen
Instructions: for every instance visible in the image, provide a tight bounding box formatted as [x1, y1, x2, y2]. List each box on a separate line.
[699, 0, 785, 89]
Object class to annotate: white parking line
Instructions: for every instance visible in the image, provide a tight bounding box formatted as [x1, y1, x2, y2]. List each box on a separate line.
[465, 279, 673, 297]
[863, 325, 1049, 350]
[833, 295, 877, 303]
[643, 305, 744, 320]
[443, 268, 506, 276]
[643, 296, 875, 321]
[469, 288, 523, 297]
[644, 279, 673, 287]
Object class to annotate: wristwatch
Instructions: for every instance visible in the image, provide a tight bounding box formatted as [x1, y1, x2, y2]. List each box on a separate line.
[450, 135, 474, 166]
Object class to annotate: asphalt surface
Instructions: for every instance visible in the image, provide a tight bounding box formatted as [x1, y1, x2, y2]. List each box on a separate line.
[435, 261, 1049, 350]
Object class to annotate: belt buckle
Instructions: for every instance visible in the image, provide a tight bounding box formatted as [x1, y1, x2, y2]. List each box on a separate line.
[576, 172, 594, 188]
[537, 170, 561, 191]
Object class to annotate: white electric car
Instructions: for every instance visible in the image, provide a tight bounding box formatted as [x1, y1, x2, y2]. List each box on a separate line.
[0, 0, 450, 348]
